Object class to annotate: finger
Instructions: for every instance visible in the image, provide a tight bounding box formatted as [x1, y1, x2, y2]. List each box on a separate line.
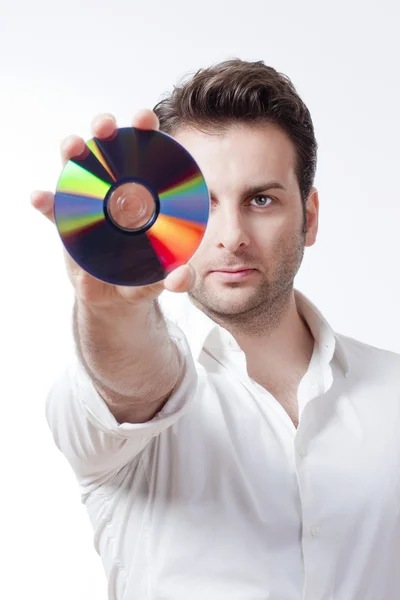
[30, 190, 55, 223]
[131, 109, 159, 131]
[60, 135, 87, 167]
[91, 113, 117, 140]
[164, 264, 196, 293]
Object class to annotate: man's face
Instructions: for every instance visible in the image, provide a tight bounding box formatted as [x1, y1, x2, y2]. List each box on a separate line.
[174, 123, 318, 322]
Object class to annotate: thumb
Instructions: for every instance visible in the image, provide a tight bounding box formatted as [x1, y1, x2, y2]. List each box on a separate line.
[163, 264, 196, 293]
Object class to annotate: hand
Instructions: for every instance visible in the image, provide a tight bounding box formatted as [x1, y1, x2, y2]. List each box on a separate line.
[31, 110, 197, 310]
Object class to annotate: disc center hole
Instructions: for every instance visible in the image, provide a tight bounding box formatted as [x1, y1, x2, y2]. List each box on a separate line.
[107, 182, 156, 231]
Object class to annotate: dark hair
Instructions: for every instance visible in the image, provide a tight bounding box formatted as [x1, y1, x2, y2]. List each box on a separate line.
[154, 58, 317, 208]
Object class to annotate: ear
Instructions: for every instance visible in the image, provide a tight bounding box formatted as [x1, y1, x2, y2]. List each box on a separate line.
[304, 187, 319, 247]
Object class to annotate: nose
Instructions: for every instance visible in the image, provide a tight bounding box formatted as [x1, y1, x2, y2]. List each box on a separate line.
[211, 207, 250, 253]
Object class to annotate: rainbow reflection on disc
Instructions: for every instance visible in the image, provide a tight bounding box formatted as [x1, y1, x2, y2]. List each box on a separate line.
[54, 127, 210, 286]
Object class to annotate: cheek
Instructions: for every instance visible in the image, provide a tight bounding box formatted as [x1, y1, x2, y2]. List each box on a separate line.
[265, 210, 303, 240]
[249, 216, 286, 248]
[253, 216, 304, 260]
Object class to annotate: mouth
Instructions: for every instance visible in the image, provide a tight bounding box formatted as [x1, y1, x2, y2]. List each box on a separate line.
[209, 268, 257, 282]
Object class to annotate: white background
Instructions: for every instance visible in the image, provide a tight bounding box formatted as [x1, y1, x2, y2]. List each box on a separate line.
[1, 0, 399, 598]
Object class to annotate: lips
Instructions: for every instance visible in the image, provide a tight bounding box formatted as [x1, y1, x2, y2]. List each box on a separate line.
[210, 266, 255, 273]
[209, 268, 257, 282]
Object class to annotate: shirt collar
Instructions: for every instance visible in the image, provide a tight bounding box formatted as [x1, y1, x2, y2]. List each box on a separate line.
[295, 291, 350, 377]
[161, 289, 350, 376]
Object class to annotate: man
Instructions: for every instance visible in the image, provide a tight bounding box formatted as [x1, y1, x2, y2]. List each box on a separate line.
[32, 59, 400, 600]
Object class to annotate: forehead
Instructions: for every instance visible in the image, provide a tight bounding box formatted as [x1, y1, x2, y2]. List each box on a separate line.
[173, 122, 298, 192]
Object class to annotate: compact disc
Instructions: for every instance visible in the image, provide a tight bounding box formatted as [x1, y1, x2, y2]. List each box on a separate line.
[54, 127, 210, 286]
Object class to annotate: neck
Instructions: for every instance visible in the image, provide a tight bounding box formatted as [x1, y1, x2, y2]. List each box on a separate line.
[237, 291, 314, 376]
[199, 288, 314, 379]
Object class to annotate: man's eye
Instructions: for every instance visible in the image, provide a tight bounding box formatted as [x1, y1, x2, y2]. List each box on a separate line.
[249, 195, 273, 207]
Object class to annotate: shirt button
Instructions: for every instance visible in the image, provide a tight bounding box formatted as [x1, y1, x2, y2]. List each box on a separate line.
[310, 526, 320, 537]
[297, 446, 307, 458]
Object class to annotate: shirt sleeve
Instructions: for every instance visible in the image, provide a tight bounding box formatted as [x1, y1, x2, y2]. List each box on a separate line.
[45, 320, 198, 497]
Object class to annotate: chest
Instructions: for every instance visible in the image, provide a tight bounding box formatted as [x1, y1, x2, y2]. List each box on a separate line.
[94, 370, 400, 600]
[153, 369, 400, 512]
[207, 346, 310, 429]
[248, 367, 305, 428]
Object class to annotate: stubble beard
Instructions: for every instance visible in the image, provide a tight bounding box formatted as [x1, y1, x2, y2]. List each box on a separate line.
[189, 228, 306, 337]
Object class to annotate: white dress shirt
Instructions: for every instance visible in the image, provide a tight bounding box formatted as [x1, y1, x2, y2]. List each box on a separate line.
[46, 289, 400, 600]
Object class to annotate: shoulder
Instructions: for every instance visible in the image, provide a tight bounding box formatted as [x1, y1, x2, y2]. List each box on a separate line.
[336, 332, 400, 382]
[337, 332, 400, 362]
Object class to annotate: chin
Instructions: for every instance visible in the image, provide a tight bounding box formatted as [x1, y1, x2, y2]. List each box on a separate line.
[190, 284, 263, 317]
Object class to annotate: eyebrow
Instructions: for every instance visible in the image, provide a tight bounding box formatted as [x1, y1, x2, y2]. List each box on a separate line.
[209, 181, 287, 201]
